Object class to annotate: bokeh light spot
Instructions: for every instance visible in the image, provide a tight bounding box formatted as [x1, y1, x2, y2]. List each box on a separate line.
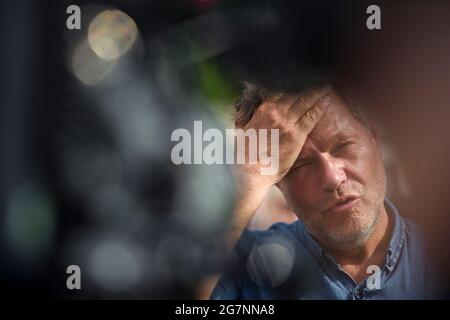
[71, 39, 117, 85]
[88, 10, 138, 60]
[247, 241, 294, 287]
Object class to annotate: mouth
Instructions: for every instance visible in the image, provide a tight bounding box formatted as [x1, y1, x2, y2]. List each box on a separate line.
[324, 195, 360, 214]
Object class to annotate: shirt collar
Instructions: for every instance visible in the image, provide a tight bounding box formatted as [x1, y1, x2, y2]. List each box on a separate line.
[297, 198, 406, 271]
[384, 198, 406, 272]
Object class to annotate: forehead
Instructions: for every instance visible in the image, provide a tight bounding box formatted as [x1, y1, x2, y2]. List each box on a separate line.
[303, 92, 366, 151]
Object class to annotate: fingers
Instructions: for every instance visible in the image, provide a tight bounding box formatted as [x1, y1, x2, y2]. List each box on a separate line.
[249, 86, 330, 134]
[287, 87, 330, 123]
[265, 91, 301, 111]
[296, 95, 330, 135]
[265, 91, 284, 103]
[276, 94, 302, 110]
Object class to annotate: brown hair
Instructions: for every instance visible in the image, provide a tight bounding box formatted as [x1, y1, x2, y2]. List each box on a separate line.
[234, 81, 371, 130]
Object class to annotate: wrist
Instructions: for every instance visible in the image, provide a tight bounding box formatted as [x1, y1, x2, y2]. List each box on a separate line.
[233, 164, 277, 191]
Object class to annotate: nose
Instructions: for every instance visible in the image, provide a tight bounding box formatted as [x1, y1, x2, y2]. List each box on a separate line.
[320, 154, 347, 191]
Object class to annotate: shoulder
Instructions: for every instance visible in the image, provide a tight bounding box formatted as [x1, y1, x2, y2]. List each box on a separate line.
[240, 221, 301, 246]
[397, 215, 432, 280]
[400, 216, 444, 298]
[230, 220, 301, 256]
[209, 220, 302, 299]
[232, 220, 302, 266]
[402, 216, 425, 245]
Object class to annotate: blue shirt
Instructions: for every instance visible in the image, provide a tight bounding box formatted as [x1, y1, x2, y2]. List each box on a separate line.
[210, 199, 439, 300]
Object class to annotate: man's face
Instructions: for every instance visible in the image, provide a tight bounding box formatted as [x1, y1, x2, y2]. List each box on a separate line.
[278, 91, 387, 249]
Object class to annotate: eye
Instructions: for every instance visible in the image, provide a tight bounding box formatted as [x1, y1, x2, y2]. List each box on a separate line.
[333, 140, 354, 154]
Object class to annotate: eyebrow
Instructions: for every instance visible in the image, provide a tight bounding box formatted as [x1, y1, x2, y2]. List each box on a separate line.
[294, 133, 356, 164]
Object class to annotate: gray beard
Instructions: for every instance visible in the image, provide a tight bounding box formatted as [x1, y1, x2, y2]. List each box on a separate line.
[305, 202, 382, 252]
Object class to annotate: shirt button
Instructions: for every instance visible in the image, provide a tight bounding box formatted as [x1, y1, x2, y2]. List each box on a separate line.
[386, 260, 395, 272]
[353, 289, 365, 300]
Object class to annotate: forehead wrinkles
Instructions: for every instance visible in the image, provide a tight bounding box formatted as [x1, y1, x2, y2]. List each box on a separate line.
[301, 104, 347, 155]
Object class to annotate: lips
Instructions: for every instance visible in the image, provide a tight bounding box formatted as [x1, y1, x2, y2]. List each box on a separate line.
[324, 195, 360, 214]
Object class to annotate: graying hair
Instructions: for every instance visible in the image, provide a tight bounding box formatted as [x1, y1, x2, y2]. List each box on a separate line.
[234, 82, 371, 130]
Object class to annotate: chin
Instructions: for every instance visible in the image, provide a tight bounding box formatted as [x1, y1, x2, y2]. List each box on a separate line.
[327, 228, 372, 247]
[314, 215, 375, 247]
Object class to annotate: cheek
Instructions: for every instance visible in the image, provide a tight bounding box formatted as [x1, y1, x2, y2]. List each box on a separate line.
[282, 172, 320, 211]
[348, 142, 383, 187]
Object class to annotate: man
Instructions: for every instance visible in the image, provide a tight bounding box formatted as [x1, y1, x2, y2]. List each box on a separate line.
[210, 84, 438, 299]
